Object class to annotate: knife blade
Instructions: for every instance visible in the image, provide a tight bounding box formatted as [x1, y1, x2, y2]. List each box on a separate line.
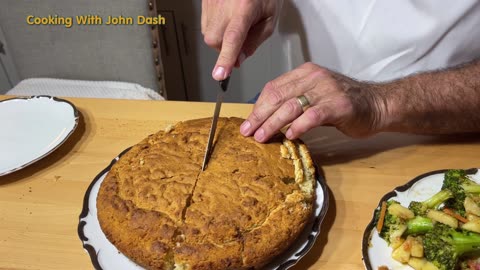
[202, 77, 230, 171]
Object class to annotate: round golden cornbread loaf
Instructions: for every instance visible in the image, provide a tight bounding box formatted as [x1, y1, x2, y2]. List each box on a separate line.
[97, 117, 316, 270]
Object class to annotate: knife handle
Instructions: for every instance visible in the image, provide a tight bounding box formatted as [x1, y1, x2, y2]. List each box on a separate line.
[219, 77, 230, 92]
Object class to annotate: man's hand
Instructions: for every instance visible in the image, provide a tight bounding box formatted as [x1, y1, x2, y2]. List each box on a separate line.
[201, 0, 280, 81]
[241, 59, 480, 142]
[239, 62, 387, 142]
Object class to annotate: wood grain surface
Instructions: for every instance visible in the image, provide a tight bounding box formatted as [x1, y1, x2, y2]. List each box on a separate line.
[0, 95, 479, 270]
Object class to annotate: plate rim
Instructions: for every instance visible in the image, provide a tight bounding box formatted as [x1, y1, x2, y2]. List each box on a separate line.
[361, 167, 479, 270]
[78, 147, 330, 270]
[0, 95, 80, 177]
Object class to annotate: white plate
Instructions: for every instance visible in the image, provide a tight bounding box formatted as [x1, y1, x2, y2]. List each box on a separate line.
[0, 96, 79, 176]
[362, 168, 480, 270]
[78, 148, 330, 270]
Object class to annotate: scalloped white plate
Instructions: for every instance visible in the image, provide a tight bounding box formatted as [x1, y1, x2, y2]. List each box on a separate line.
[78, 148, 329, 270]
[362, 168, 480, 270]
[0, 96, 79, 176]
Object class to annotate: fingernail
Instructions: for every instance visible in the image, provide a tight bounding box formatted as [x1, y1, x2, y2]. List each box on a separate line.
[240, 120, 251, 135]
[255, 128, 265, 142]
[212, 66, 227, 80]
[238, 52, 247, 66]
[285, 129, 293, 139]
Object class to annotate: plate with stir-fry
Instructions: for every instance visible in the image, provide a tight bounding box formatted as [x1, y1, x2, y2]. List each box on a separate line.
[362, 169, 480, 270]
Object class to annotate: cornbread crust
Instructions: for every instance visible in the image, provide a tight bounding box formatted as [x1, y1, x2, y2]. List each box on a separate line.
[97, 117, 316, 270]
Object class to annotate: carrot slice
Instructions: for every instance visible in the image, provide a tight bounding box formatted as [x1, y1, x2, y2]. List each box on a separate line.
[377, 201, 387, 233]
[443, 208, 469, 223]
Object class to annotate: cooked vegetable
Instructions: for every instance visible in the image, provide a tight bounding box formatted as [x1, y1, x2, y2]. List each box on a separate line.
[461, 219, 480, 233]
[378, 200, 408, 248]
[374, 170, 480, 270]
[423, 223, 480, 270]
[462, 257, 480, 270]
[376, 201, 387, 233]
[467, 214, 480, 222]
[392, 236, 413, 263]
[405, 216, 434, 236]
[427, 210, 459, 229]
[389, 203, 415, 220]
[442, 170, 480, 216]
[408, 258, 441, 270]
[422, 261, 440, 270]
[443, 208, 469, 223]
[408, 189, 453, 216]
[409, 236, 424, 258]
[408, 257, 427, 269]
[464, 196, 480, 216]
[389, 224, 407, 249]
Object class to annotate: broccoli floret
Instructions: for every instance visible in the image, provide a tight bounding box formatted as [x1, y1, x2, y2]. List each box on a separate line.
[404, 216, 434, 236]
[377, 200, 408, 246]
[408, 189, 453, 216]
[442, 169, 480, 215]
[424, 223, 480, 270]
[380, 213, 404, 241]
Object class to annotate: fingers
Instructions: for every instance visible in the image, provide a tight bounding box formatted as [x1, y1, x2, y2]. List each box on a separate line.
[240, 61, 372, 142]
[240, 67, 341, 142]
[202, 1, 281, 80]
[212, 14, 254, 80]
[241, 18, 275, 58]
[252, 97, 304, 142]
[201, 0, 208, 35]
[285, 106, 328, 140]
[241, 71, 322, 138]
[252, 89, 328, 142]
[254, 63, 320, 105]
[203, 6, 229, 51]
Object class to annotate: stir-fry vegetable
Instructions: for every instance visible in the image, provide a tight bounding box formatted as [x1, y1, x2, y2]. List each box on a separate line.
[375, 169, 480, 270]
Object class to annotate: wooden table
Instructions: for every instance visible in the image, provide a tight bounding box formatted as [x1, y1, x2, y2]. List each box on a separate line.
[0, 95, 479, 270]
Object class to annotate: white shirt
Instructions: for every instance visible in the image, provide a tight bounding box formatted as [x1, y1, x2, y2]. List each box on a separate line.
[278, 0, 480, 82]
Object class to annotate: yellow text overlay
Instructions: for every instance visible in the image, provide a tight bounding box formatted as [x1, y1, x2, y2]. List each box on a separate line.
[26, 15, 166, 28]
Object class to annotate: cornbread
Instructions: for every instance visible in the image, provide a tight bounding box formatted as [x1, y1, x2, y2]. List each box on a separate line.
[97, 117, 316, 270]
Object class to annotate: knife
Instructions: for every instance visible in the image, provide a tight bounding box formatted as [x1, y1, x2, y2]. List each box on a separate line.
[202, 77, 230, 171]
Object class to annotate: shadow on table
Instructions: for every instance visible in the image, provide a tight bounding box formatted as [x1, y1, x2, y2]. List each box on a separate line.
[302, 127, 480, 166]
[0, 110, 87, 185]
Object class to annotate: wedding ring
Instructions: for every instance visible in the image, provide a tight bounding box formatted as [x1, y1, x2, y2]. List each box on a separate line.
[296, 95, 310, 112]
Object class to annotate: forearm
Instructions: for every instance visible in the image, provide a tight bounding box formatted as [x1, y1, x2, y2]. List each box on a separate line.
[374, 59, 480, 134]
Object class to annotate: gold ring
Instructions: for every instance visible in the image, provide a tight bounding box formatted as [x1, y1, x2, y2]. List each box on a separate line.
[296, 95, 310, 112]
